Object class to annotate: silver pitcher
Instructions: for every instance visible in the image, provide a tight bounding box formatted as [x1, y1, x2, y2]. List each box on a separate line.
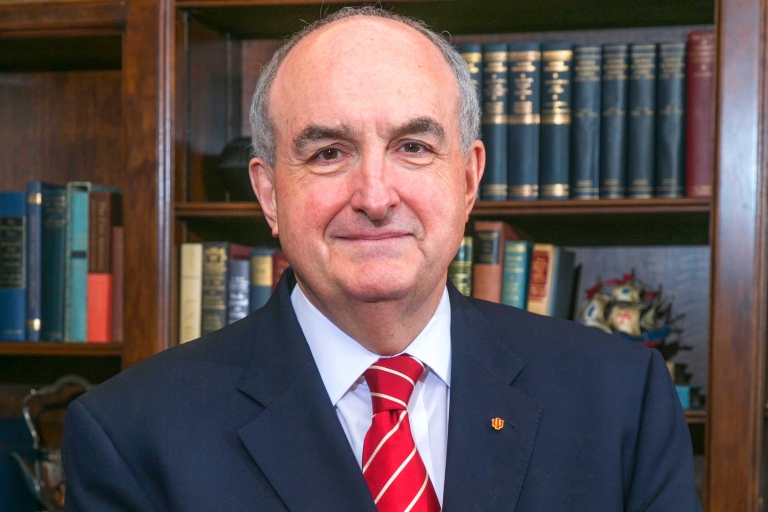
[12, 374, 92, 512]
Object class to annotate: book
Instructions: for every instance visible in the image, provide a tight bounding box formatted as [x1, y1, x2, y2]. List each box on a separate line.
[32, 183, 67, 342]
[87, 191, 122, 343]
[228, 259, 250, 324]
[655, 42, 687, 198]
[507, 42, 541, 201]
[272, 251, 290, 291]
[627, 44, 657, 198]
[526, 244, 576, 319]
[539, 42, 573, 200]
[600, 44, 629, 198]
[501, 240, 533, 309]
[0, 192, 27, 341]
[456, 43, 483, 104]
[481, 43, 509, 201]
[570, 45, 602, 199]
[249, 248, 274, 313]
[201, 242, 251, 336]
[179, 243, 203, 344]
[472, 221, 522, 303]
[111, 226, 124, 343]
[686, 29, 716, 198]
[448, 236, 473, 296]
[27, 182, 67, 341]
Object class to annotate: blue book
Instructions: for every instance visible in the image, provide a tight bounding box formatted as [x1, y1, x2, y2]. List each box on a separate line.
[481, 43, 509, 201]
[627, 44, 657, 198]
[456, 43, 483, 105]
[655, 42, 687, 198]
[539, 42, 574, 200]
[501, 241, 532, 309]
[0, 192, 27, 341]
[570, 46, 602, 199]
[249, 248, 275, 313]
[600, 44, 629, 198]
[27, 182, 66, 341]
[507, 42, 541, 201]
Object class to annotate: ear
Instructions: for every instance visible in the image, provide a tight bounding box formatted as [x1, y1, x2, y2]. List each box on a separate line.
[463, 139, 485, 218]
[249, 157, 279, 238]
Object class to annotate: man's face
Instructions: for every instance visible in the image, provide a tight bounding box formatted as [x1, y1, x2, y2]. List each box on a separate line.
[250, 18, 484, 306]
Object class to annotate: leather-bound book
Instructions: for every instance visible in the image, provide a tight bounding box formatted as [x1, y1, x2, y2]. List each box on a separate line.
[600, 44, 629, 198]
[456, 43, 483, 104]
[570, 45, 602, 199]
[655, 42, 687, 198]
[685, 29, 716, 198]
[201, 242, 251, 336]
[448, 236, 473, 296]
[481, 44, 509, 201]
[472, 221, 522, 303]
[627, 44, 657, 198]
[507, 42, 541, 201]
[539, 42, 573, 200]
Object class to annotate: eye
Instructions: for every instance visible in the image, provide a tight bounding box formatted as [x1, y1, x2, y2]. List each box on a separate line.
[315, 148, 341, 161]
[401, 142, 426, 153]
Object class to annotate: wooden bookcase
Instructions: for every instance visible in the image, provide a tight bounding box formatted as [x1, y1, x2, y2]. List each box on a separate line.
[3, 0, 768, 510]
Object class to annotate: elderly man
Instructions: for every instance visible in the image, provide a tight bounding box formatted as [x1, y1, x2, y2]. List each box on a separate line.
[63, 6, 700, 512]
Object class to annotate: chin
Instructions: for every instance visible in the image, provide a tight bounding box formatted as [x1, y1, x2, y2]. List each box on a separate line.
[338, 264, 421, 303]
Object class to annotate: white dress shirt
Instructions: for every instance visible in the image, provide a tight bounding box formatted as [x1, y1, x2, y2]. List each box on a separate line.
[291, 284, 452, 505]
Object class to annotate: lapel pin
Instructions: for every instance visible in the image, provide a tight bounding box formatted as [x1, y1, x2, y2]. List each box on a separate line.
[491, 417, 505, 431]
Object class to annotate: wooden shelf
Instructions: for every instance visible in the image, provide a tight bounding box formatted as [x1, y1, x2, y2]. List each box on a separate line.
[686, 409, 707, 425]
[0, 342, 123, 357]
[0, 0, 126, 39]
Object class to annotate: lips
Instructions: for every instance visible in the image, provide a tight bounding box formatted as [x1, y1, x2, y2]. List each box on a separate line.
[337, 232, 411, 241]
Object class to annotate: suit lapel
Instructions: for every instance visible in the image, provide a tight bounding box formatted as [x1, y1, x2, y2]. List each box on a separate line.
[237, 271, 377, 512]
[443, 285, 543, 512]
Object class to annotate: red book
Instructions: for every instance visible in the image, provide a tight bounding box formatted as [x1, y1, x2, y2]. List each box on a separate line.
[87, 191, 122, 343]
[471, 221, 523, 303]
[685, 29, 716, 198]
[272, 251, 290, 291]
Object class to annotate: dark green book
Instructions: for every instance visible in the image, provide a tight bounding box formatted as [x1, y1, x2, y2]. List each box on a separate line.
[570, 46, 602, 199]
[655, 42, 686, 198]
[600, 44, 629, 198]
[201, 242, 252, 336]
[507, 42, 541, 201]
[456, 43, 483, 104]
[481, 44, 509, 201]
[627, 43, 657, 198]
[501, 241, 532, 309]
[448, 236, 473, 296]
[539, 42, 573, 200]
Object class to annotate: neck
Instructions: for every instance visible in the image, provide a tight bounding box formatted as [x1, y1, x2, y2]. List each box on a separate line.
[296, 277, 446, 356]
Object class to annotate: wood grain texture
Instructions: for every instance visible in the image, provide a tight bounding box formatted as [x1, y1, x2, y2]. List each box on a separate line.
[0, 342, 122, 356]
[240, 38, 282, 136]
[0, 70, 122, 190]
[0, 0, 126, 38]
[706, 0, 768, 509]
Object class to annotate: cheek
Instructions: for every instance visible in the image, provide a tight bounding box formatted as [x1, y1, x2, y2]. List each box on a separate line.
[276, 174, 350, 244]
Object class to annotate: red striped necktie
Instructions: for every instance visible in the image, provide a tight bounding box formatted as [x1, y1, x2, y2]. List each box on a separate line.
[362, 355, 441, 512]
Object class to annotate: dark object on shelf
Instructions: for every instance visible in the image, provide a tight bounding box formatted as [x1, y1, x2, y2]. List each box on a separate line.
[12, 374, 92, 512]
[218, 137, 257, 202]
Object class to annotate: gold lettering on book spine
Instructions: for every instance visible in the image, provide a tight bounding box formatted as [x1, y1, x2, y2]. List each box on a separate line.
[460, 52, 482, 74]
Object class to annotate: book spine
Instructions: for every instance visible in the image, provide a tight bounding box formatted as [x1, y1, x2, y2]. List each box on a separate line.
[26, 183, 42, 341]
[507, 42, 541, 201]
[448, 236, 473, 296]
[539, 42, 573, 200]
[179, 243, 203, 344]
[228, 259, 250, 324]
[600, 44, 629, 198]
[552, 249, 576, 319]
[272, 251, 290, 291]
[627, 44, 657, 198]
[527, 244, 557, 316]
[472, 226, 504, 303]
[0, 193, 27, 341]
[66, 189, 89, 342]
[655, 42, 687, 198]
[686, 29, 716, 198]
[501, 241, 531, 309]
[111, 226, 123, 343]
[481, 44, 509, 201]
[201, 242, 229, 336]
[457, 43, 483, 105]
[570, 46, 602, 199]
[249, 249, 273, 313]
[86, 192, 116, 342]
[40, 186, 67, 341]
[86, 274, 112, 343]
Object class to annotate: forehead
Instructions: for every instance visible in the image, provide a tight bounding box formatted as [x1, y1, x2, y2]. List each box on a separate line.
[269, 17, 459, 140]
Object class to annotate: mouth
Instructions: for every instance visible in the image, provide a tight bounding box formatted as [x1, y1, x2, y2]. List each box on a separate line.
[337, 232, 412, 241]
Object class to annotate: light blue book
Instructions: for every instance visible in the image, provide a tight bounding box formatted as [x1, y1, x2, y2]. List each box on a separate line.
[501, 241, 532, 309]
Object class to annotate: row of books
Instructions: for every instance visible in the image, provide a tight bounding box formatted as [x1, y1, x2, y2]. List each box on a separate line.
[0, 182, 123, 343]
[178, 243, 289, 343]
[456, 28, 714, 201]
[448, 221, 578, 318]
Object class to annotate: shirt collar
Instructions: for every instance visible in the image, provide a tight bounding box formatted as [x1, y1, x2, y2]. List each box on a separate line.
[291, 284, 452, 406]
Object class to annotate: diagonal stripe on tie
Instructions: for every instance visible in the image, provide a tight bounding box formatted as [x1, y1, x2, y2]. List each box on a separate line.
[362, 355, 441, 512]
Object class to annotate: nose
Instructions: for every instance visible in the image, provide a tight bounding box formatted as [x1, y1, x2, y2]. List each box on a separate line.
[349, 154, 400, 221]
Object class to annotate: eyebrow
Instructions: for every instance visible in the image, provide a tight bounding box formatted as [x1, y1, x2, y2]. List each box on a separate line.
[387, 117, 446, 144]
[293, 124, 354, 152]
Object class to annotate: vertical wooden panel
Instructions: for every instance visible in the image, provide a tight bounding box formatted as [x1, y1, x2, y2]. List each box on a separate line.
[240, 39, 282, 137]
[706, 0, 768, 509]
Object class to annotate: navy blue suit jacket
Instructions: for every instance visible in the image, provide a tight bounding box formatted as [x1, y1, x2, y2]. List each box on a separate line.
[63, 270, 700, 511]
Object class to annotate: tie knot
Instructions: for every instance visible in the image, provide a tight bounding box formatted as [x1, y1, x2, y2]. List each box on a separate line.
[364, 355, 425, 414]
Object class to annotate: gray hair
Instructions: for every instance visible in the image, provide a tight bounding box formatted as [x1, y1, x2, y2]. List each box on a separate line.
[249, 5, 481, 167]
